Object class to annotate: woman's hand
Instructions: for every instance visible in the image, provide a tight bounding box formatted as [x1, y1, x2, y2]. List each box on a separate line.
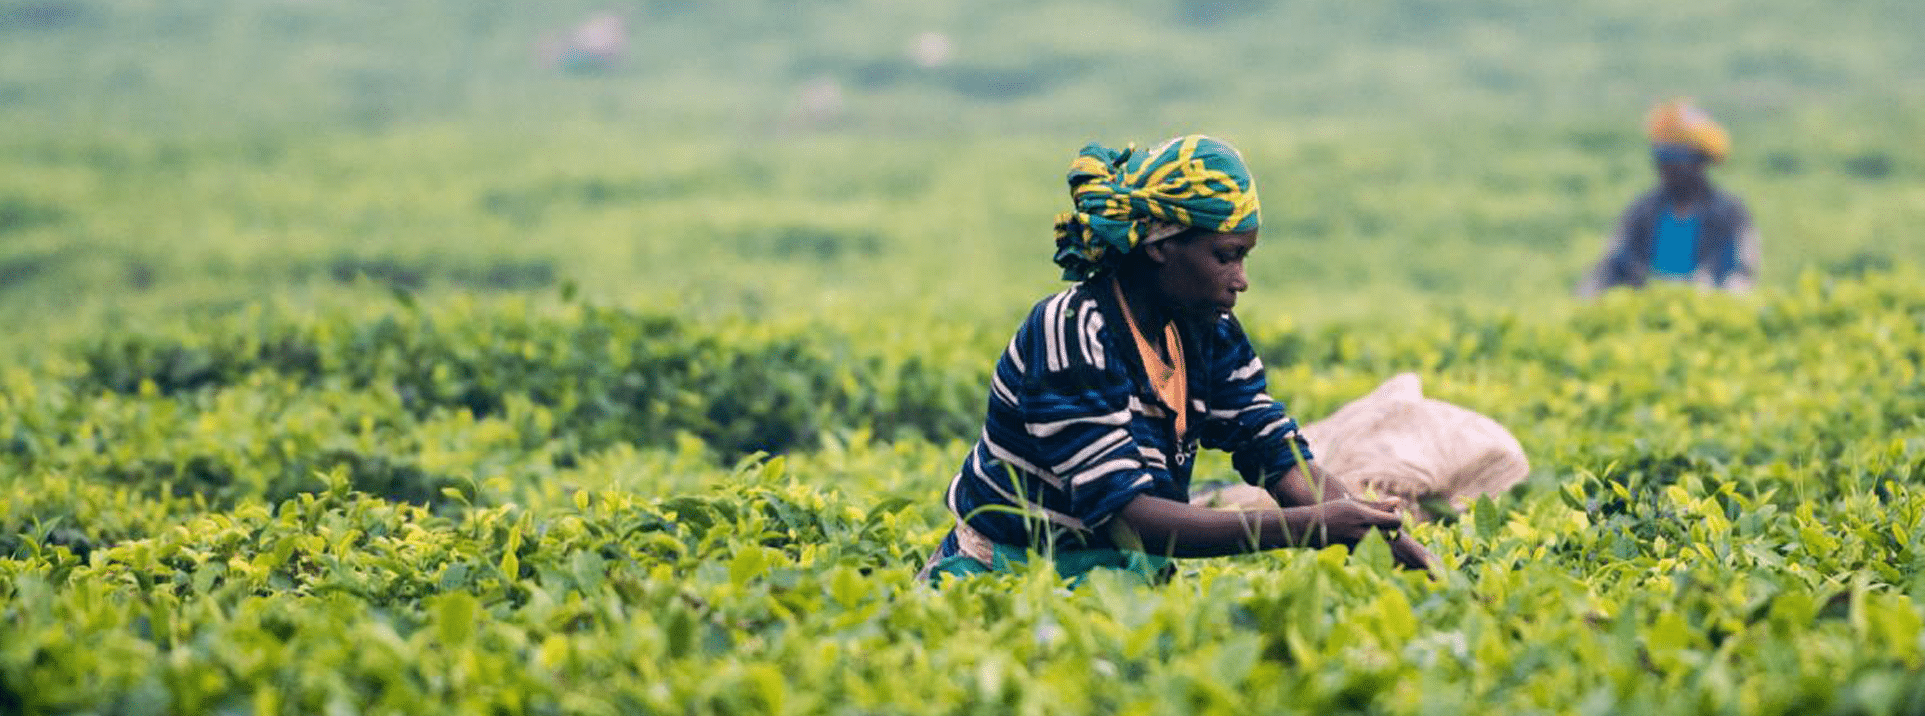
[1307, 498, 1405, 546]
[1388, 531, 1439, 575]
[1314, 498, 1439, 575]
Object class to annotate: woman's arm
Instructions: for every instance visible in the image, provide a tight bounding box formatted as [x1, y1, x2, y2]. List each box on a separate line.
[1724, 221, 1761, 292]
[1261, 461, 1438, 572]
[1178, 316, 1439, 571]
[1267, 461, 1354, 508]
[1116, 493, 1405, 559]
[1577, 211, 1641, 298]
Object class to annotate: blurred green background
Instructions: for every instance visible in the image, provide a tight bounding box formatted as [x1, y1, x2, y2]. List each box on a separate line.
[1, 0, 1921, 341]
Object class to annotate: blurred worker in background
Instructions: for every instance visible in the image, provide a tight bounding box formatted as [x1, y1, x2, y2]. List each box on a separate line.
[1578, 99, 1761, 296]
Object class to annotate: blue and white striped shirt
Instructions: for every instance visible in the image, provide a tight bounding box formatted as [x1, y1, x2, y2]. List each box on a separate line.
[941, 280, 1312, 552]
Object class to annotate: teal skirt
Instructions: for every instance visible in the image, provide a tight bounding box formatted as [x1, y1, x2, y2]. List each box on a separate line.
[921, 527, 1173, 588]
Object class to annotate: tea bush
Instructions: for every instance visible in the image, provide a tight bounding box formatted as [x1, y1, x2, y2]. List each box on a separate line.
[5, 273, 1925, 715]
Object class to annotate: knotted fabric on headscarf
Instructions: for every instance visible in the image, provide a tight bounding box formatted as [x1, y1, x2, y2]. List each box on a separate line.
[1646, 99, 1729, 163]
[1051, 135, 1261, 281]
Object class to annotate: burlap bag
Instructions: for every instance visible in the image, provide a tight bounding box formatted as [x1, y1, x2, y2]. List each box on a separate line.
[1300, 373, 1529, 520]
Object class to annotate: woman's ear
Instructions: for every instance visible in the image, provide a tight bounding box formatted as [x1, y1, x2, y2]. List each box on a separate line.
[1141, 240, 1171, 266]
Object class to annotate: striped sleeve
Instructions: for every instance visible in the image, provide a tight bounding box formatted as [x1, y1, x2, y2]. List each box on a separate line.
[1014, 290, 1166, 528]
[1196, 315, 1312, 488]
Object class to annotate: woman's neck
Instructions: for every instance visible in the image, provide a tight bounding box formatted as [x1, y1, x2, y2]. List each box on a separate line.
[1110, 273, 1173, 354]
[1661, 181, 1710, 213]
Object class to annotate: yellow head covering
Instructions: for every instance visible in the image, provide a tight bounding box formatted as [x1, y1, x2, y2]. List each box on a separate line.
[1646, 98, 1729, 162]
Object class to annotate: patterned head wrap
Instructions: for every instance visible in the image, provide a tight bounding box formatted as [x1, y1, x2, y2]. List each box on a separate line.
[1646, 99, 1729, 163]
[1051, 135, 1261, 281]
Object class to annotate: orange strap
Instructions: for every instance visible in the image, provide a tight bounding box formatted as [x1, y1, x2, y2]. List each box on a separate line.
[1111, 280, 1188, 438]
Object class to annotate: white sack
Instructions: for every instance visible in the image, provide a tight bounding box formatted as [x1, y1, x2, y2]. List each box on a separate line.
[1301, 373, 1529, 520]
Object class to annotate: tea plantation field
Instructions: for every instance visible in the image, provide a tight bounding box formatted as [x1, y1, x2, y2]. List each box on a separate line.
[5, 273, 1925, 714]
[7, 0, 1925, 713]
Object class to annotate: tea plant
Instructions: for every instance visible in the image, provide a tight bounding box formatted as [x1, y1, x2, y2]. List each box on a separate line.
[5, 273, 1925, 714]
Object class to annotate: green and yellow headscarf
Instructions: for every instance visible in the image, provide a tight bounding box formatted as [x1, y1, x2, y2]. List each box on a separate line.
[1051, 135, 1261, 281]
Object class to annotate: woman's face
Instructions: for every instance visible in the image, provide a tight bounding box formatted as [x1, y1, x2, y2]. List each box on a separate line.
[1653, 143, 1710, 194]
[1146, 230, 1257, 321]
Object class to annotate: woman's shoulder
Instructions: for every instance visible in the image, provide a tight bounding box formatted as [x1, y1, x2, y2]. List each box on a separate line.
[1017, 283, 1110, 332]
[1619, 188, 1666, 220]
[1022, 282, 1098, 314]
[1013, 282, 1118, 373]
[1707, 185, 1752, 219]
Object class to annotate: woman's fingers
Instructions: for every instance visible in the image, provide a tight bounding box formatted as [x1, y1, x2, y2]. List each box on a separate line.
[1327, 501, 1440, 574]
[1390, 533, 1436, 571]
[1313, 499, 1438, 573]
[1318, 500, 1403, 544]
[1361, 496, 1405, 514]
[1354, 502, 1406, 530]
